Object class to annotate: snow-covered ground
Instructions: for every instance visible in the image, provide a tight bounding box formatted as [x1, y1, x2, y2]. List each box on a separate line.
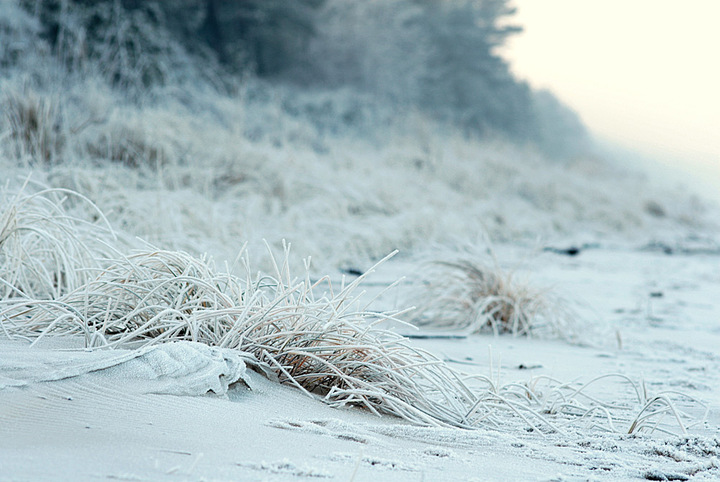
[2, 244, 719, 481]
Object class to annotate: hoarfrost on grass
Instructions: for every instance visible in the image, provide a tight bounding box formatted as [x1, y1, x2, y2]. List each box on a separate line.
[0, 187, 706, 436]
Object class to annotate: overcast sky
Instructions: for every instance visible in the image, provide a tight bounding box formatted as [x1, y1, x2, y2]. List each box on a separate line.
[503, 0, 720, 197]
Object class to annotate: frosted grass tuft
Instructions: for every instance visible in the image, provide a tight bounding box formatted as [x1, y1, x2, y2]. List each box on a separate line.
[403, 246, 579, 341]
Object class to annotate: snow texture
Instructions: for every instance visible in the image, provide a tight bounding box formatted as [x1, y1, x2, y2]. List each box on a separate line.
[0, 341, 252, 396]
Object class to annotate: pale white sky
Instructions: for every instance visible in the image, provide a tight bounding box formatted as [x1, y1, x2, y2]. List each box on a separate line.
[502, 0, 720, 195]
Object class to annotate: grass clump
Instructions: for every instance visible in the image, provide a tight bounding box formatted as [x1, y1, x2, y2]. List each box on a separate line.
[404, 247, 577, 340]
[0, 246, 490, 428]
[82, 109, 176, 169]
[3, 88, 65, 165]
[1, 242, 694, 435]
[6, 250, 238, 347]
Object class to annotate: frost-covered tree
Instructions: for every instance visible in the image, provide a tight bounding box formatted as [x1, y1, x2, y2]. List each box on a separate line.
[303, 0, 588, 155]
[297, 0, 429, 104]
[18, 0, 214, 89]
[413, 0, 534, 138]
[17, 0, 325, 85]
[301, 0, 531, 135]
[531, 89, 589, 158]
[199, 0, 324, 76]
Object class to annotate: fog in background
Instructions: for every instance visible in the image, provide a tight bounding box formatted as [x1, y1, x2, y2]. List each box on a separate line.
[504, 0, 720, 200]
[2, 0, 717, 272]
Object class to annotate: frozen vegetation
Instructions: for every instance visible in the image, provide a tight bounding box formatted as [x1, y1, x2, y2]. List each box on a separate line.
[1, 1, 716, 272]
[1, 1, 720, 480]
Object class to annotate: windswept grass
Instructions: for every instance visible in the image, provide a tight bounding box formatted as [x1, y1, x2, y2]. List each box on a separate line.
[1, 244, 493, 428]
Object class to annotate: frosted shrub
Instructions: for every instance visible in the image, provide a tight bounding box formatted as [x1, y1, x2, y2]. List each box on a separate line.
[85, 120, 168, 168]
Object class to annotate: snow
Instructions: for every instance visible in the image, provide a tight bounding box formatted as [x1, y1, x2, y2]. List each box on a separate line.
[0, 340, 252, 395]
[2, 247, 720, 481]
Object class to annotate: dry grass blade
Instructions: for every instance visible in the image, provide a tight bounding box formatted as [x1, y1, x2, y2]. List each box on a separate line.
[512, 374, 706, 435]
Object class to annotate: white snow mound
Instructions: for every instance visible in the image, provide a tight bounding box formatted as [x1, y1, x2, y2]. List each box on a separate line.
[0, 341, 253, 396]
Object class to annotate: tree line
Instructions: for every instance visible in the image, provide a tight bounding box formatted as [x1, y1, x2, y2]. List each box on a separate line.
[19, 0, 588, 157]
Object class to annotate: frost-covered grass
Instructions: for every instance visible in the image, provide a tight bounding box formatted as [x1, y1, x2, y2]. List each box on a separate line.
[0, 182, 119, 300]
[402, 245, 578, 340]
[0, 0, 715, 440]
[0, 185, 703, 435]
[1, 77, 715, 275]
